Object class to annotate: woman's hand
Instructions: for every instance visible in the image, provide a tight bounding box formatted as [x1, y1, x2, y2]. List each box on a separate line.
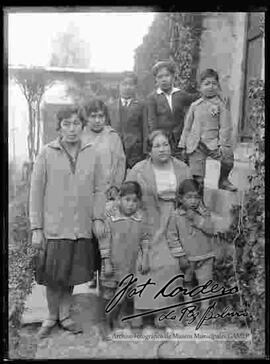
[93, 220, 106, 240]
[179, 147, 187, 162]
[140, 254, 150, 275]
[32, 229, 45, 250]
[106, 186, 119, 201]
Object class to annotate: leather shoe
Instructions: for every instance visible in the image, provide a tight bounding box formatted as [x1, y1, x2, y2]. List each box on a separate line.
[37, 320, 58, 339]
[218, 179, 238, 192]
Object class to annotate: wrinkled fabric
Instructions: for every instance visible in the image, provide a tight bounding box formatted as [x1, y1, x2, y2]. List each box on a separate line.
[29, 137, 106, 239]
[126, 157, 191, 309]
[82, 126, 126, 191]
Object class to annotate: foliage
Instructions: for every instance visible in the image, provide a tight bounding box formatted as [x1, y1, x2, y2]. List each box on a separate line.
[11, 68, 54, 176]
[50, 22, 91, 69]
[168, 13, 202, 93]
[9, 181, 36, 358]
[134, 13, 203, 97]
[66, 79, 118, 105]
[213, 78, 265, 357]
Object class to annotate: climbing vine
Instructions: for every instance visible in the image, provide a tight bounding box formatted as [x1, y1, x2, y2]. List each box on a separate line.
[212, 78, 265, 357]
[134, 13, 202, 97]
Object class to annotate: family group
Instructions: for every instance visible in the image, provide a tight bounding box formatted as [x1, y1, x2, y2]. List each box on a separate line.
[29, 60, 237, 339]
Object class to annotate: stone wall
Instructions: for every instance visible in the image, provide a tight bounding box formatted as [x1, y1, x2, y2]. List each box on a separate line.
[198, 12, 247, 146]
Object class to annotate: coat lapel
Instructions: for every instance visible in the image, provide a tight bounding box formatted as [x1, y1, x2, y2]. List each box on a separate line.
[158, 93, 172, 114]
[142, 158, 160, 209]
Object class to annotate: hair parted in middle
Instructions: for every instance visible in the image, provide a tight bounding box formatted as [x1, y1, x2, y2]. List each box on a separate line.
[119, 181, 142, 200]
[177, 178, 201, 197]
[78, 98, 110, 125]
[146, 129, 173, 153]
[56, 105, 86, 131]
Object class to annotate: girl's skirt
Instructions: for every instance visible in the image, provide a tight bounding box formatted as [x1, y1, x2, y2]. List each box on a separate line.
[34, 238, 94, 288]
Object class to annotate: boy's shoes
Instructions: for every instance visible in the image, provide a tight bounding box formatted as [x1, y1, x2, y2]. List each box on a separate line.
[218, 179, 238, 192]
[37, 319, 58, 340]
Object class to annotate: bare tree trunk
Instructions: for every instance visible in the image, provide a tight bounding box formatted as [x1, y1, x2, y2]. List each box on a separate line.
[36, 100, 41, 158]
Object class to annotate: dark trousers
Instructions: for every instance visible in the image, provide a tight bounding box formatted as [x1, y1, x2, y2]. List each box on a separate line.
[188, 142, 234, 178]
[92, 233, 101, 273]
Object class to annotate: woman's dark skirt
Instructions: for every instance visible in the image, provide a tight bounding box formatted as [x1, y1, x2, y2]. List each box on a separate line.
[92, 233, 101, 273]
[34, 238, 95, 288]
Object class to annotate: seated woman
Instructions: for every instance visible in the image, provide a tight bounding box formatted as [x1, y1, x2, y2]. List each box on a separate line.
[126, 129, 191, 329]
[80, 99, 126, 288]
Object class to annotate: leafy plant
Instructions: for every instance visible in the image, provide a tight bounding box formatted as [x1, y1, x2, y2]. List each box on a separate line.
[134, 13, 203, 97]
[213, 78, 265, 357]
[9, 182, 36, 358]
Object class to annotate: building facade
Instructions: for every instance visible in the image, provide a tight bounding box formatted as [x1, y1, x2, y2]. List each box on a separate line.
[198, 12, 264, 144]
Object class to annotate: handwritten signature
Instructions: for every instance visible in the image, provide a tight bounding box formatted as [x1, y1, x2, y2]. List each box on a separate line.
[157, 301, 249, 330]
[105, 273, 241, 328]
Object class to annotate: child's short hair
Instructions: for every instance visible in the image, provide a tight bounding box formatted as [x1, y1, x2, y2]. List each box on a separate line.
[146, 129, 173, 153]
[152, 60, 176, 77]
[121, 71, 138, 85]
[119, 181, 142, 200]
[79, 98, 110, 125]
[199, 68, 220, 84]
[178, 179, 201, 197]
[56, 105, 85, 131]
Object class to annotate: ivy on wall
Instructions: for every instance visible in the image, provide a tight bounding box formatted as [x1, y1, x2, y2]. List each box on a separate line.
[134, 13, 203, 97]
[212, 78, 265, 357]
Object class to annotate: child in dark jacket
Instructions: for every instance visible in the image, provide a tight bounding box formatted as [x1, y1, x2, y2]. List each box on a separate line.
[98, 181, 150, 338]
[167, 179, 216, 317]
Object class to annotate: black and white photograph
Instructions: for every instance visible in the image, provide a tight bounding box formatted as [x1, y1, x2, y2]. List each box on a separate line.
[6, 7, 266, 359]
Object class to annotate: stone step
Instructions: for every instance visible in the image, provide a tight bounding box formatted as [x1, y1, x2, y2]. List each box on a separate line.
[204, 158, 254, 192]
[204, 187, 244, 218]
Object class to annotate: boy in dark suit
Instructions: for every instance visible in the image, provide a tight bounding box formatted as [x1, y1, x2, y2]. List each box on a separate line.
[108, 72, 148, 170]
[147, 60, 198, 160]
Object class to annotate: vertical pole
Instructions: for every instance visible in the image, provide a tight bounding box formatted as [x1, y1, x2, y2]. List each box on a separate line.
[11, 127, 17, 197]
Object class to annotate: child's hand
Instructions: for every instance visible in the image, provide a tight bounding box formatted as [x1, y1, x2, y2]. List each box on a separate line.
[140, 255, 150, 275]
[186, 209, 196, 221]
[104, 259, 113, 277]
[184, 266, 194, 283]
[179, 256, 190, 271]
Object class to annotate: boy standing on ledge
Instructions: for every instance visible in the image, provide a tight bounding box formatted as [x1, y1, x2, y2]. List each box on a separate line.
[178, 68, 237, 194]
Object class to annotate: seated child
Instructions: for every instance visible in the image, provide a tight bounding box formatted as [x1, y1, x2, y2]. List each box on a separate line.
[178, 68, 237, 196]
[98, 181, 150, 337]
[167, 179, 216, 323]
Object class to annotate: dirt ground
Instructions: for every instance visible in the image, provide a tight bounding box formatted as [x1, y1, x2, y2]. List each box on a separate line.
[8, 292, 249, 359]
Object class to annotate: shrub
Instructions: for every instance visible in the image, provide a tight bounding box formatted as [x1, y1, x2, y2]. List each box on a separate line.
[9, 181, 36, 358]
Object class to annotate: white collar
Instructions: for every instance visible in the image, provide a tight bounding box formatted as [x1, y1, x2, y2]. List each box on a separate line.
[121, 97, 132, 105]
[156, 87, 180, 95]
